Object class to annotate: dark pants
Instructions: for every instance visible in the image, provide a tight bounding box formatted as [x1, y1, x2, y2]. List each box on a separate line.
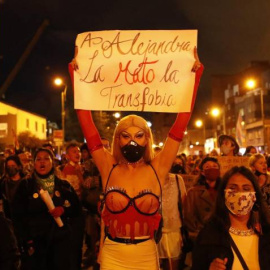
[25, 225, 72, 270]
[69, 214, 85, 270]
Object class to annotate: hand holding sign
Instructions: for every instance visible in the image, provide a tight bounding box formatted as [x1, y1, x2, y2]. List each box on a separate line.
[168, 47, 204, 141]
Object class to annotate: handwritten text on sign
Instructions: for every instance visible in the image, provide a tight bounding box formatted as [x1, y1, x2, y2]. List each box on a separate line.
[74, 30, 197, 112]
[217, 156, 250, 177]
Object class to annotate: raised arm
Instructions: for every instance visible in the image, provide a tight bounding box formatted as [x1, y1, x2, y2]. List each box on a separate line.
[152, 48, 204, 183]
[68, 63, 115, 181]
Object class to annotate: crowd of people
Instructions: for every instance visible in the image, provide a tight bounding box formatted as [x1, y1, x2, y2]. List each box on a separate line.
[2, 129, 270, 270]
[1, 48, 270, 270]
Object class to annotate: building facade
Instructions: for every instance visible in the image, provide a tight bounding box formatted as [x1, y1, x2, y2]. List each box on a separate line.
[0, 101, 47, 148]
[212, 61, 270, 153]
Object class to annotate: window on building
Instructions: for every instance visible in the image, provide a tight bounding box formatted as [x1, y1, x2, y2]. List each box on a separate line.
[35, 121, 38, 132]
[26, 119, 29, 128]
[42, 124, 45, 133]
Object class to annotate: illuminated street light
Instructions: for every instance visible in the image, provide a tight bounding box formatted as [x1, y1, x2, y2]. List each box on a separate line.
[195, 119, 206, 146]
[114, 112, 121, 118]
[147, 121, 152, 127]
[246, 79, 256, 89]
[246, 78, 266, 150]
[159, 142, 164, 147]
[211, 108, 220, 118]
[195, 119, 203, 128]
[54, 77, 67, 145]
[54, 77, 63, 86]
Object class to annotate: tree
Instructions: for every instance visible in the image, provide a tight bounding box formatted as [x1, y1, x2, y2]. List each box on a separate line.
[17, 131, 42, 152]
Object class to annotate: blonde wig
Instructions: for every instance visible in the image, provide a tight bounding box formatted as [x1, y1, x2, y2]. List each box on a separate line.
[112, 114, 154, 163]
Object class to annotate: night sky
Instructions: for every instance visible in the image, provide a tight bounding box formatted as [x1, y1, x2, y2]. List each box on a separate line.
[1, 0, 270, 127]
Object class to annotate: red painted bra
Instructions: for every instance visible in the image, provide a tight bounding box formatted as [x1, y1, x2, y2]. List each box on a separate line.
[101, 163, 162, 240]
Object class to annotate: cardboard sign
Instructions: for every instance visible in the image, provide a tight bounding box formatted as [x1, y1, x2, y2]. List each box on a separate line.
[217, 156, 250, 176]
[74, 30, 197, 112]
[180, 174, 198, 190]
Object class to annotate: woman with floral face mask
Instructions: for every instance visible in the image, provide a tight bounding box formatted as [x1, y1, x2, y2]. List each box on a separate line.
[192, 166, 270, 270]
[183, 157, 221, 241]
[249, 153, 270, 209]
[69, 47, 204, 269]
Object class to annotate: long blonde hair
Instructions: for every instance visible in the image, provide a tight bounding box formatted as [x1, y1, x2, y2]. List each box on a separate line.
[112, 114, 154, 163]
[249, 153, 265, 168]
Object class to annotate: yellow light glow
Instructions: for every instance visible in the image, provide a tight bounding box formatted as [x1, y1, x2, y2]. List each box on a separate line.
[246, 79, 256, 89]
[114, 112, 121, 118]
[54, 78, 63, 86]
[195, 120, 203, 128]
[211, 108, 220, 117]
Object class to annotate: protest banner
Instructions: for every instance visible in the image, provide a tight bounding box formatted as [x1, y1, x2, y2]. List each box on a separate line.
[73, 30, 197, 112]
[217, 156, 250, 176]
[180, 174, 198, 190]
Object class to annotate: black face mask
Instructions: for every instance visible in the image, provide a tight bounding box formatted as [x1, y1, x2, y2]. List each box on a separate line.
[171, 164, 184, 174]
[120, 140, 146, 163]
[6, 167, 19, 177]
[255, 170, 266, 177]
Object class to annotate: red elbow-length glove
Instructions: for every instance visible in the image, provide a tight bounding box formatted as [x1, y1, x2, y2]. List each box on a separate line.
[168, 64, 204, 142]
[68, 63, 103, 153]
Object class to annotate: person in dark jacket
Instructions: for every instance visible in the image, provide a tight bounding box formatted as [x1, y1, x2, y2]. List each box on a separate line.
[0, 155, 27, 219]
[12, 148, 81, 270]
[192, 166, 270, 270]
[0, 212, 20, 270]
[184, 157, 221, 240]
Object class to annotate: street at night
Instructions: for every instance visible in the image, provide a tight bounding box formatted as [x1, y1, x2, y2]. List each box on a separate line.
[1, 1, 270, 270]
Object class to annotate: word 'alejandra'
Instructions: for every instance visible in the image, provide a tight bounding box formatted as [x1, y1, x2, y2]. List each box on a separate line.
[79, 32, 191, 59]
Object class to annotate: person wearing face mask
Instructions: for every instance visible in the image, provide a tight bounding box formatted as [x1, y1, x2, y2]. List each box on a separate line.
[249, 153, 270, 209]
[157, 158, 187, 270]
[183, 157, 221, 241]
[69, 47, 204, 269]
[0, 155, 26, 269]
[192, 166, 270, 270]
[0, 155, 26, 220]
[218, 134, 240, 156]
[170, 155, 187, 175]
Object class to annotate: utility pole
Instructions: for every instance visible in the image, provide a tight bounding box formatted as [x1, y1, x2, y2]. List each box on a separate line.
[0, 19, 49, 98]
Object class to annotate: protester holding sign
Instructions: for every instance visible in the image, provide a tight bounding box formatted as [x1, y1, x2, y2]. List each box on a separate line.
[218, 134, 240, 156]
[249, 153, 270, 209]
[192, 166, 270, 270]
[69, 32, 203, 269]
